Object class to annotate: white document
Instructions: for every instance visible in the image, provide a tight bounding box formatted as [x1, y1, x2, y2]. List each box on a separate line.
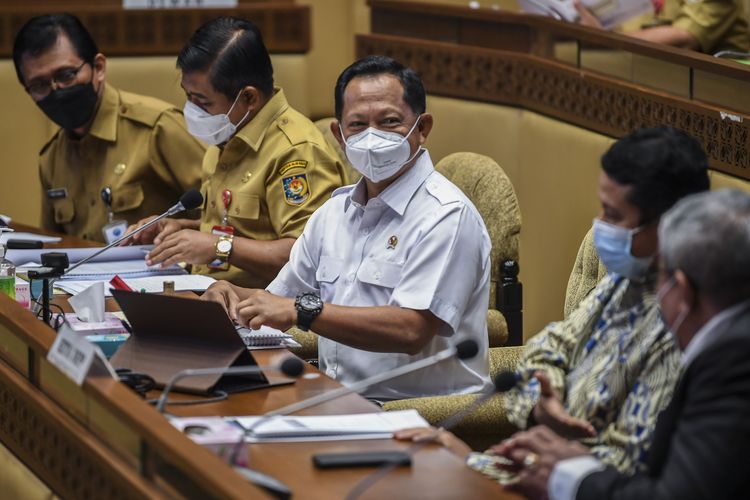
[55, 274, 216, 296]
[58, 260, 185, 281]
[0, 232, 62, 244]
[518, 0, 652, 29]
[233, 410, 429, 442]
[6, 245, 153, 266]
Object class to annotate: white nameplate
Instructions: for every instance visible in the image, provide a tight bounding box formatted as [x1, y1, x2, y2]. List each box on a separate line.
[123, 0, 238, 8]
[47, 324, 117, 386]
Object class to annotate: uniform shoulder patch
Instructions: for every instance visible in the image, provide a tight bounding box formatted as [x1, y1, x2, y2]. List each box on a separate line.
[279, 160, 308, 175]
[282, 173, 311, 206]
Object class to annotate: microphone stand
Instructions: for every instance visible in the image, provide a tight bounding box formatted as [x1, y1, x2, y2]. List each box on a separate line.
[227, 342, 475, 466]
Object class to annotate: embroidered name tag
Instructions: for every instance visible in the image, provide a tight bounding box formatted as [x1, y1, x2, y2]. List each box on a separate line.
[47, 188, 69, 199]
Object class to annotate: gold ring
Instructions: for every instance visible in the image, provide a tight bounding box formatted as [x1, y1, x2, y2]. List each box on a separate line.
[523, 452, 539, 469]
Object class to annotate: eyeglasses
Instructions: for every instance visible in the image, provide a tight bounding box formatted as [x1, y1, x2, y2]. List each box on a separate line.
[25, 61, 88, 99]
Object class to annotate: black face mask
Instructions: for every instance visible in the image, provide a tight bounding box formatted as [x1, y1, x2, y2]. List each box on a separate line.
[36, 82, 99, 130]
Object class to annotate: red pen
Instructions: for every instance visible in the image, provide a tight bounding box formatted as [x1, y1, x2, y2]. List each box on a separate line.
[109, 274, 133, 292]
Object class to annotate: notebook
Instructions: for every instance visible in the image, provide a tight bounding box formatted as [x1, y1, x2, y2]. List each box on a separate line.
[236, 325, 302, 350]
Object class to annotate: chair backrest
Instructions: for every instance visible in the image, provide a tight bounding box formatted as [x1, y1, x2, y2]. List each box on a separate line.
[435, 152, 521, 311]
[313, 117, 360, 185]
[564, 227, 607, 318]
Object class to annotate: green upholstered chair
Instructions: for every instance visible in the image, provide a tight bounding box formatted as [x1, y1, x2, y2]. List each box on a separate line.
[433, 152, 522, 347]
[563, 227, 607, 318]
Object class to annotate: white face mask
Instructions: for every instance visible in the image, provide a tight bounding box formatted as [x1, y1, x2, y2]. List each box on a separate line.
[341, 117, 421, 182]
[183, 91, 249, 146]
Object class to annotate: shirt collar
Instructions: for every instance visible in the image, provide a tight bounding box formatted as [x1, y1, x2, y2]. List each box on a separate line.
[344, 149, 435, 215]
[681, 299, 750, 367]
[86, 82, 118, 142]
[229, 87, 288, 152]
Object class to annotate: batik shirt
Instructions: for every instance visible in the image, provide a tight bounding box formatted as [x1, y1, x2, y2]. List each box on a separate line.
[468, 272, 679, 480]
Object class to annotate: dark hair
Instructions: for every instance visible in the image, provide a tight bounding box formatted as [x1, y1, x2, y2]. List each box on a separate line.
[601, 126, 710, 224]
[177, 17, 273, 99]
[334, 55, 426, 121]
[12, 14, 99, 84]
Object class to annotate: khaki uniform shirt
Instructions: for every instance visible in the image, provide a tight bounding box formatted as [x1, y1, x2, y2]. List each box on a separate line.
[39, 83, 205, 242]
[623, 0, 749, 53]
[193, 88, 346, 288]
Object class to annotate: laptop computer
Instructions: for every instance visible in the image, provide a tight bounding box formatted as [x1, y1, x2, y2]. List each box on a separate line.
[110, 290, 295, 395]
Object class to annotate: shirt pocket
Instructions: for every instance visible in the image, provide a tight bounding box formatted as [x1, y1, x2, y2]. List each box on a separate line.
[52, 197, 75, 224]
[111, 183, 144, 213]
[232, 193, 260, 221]
[316, 255, 343, 284]
[357, 259, 403, 289]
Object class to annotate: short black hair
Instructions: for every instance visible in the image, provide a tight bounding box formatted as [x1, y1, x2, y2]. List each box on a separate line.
[12, 14, 99, 84]
[177, 17, 274, 99]
[334, 55, 426, 121]
[602, 126, 710, 224]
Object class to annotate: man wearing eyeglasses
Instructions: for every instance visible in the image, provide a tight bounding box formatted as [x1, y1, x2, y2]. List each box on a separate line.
[12, 14, 205, 242]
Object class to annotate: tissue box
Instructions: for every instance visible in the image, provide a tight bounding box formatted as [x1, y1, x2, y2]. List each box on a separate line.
[65, 312, 129, 335]
[64, 312, 130, 357]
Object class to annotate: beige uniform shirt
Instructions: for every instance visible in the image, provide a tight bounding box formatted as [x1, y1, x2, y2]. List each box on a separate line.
[193, 88, 346, 288]
[39, 83, 205, 242]
[623, 0, 749, 53]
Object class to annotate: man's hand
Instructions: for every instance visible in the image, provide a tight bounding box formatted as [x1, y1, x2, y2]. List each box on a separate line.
[236, 290, 296, 331]
[201, 280, 245, 321]
[491, 426, 591, 500]
[146, 229, 217, 268]
[574, 0, 603, 28]
[394, 427, 473, 459]
[120, 217, 183, 246]
[532, 371, 596, 439]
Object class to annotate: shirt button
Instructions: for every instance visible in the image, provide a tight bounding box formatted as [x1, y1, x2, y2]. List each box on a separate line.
[210, 201, 216, 208]
[374, 271, 382, 281]
[90, 199, 96, 207]
[219, 163, 228, 171]
[348, 273, 355, 281]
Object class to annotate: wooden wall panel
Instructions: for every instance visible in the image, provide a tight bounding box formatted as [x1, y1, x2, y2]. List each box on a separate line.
[357, 33, 750, 181]
[0, 4, 310, 57]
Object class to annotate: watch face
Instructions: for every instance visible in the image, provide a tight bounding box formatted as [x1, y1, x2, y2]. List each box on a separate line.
[299, 294, 321, 310]
[217, 239, 232, 253]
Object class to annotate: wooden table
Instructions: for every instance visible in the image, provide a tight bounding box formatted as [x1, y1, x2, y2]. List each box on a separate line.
[0, 224, 513, 499]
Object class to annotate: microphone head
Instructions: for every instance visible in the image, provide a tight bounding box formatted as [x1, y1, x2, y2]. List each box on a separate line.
[493, 371, 520, 393]
[455, 340, 479, 360]
[279, 356, 305, 378]
[179, 189, 203, 210]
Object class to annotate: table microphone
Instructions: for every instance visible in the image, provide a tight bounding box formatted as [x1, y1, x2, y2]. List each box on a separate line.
[345, 370, 522, 499]
[154, 354, 305, 413]
[156, 354, 304, 500]
[62, 189, 203, 277]
[226, 339, 480, 466]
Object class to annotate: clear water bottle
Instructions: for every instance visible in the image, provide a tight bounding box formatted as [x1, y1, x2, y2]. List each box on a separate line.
[0, 243, 15, 300]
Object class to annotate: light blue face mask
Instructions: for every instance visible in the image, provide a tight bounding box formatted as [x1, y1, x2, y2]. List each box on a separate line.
[592, 218, 654, 280]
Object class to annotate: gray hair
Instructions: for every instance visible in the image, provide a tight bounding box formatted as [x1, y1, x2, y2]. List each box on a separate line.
[659, 189, 750, 307]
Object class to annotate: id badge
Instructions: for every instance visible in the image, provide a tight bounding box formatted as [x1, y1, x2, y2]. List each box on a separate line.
[102, 219, 128, 244]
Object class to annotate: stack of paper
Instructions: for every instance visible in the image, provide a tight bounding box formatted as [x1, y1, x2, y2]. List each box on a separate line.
[230, 410, 430, 442]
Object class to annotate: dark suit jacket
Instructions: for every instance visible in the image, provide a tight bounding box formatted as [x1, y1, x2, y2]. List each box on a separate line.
[578, 308, 750, 500]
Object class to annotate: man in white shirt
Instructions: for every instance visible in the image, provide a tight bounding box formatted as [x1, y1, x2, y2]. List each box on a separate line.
[492, 189, 750, 500]
[202, 55, 491, 400]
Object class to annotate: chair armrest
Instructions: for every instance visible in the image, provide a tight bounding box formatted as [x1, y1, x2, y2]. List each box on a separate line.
[286, 327, 318, 361]
[487, 309, 509, 347]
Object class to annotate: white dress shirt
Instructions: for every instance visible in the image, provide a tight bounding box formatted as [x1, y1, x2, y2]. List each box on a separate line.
[549, 299, 750, 500]
[267, 150, 492, 400]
